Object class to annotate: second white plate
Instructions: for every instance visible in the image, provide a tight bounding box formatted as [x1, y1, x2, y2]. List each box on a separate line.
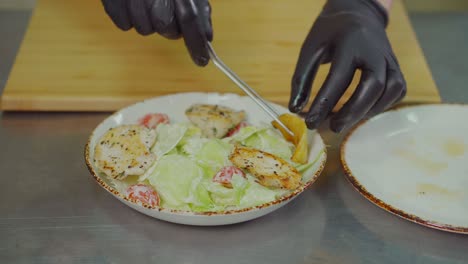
[341, 104, 468, 234]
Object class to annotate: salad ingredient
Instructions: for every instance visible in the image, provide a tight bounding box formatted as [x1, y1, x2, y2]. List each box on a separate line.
[213, 166, 246, 188]
[225, 121, 248, 137]
[272, 113, 309, 164]
[225, 125, 268, 143]
[242, 129, 293, 161]
[94, 125, 156, 180]
[205, 174, 248, 206]
[239, 176, 282, 207]
[152, 123, 188, 157]
[147, 154, 213, 210]
[178, 125, 202, 147]
[126, 183, 160, 207]
[185, 104, 246, 138]
[138, 113, 170, 129]
[225, 125, 293, 160]
[229, 146, 301, 190]
[193, 138, 233, 176]
[206, 174, 286, 208]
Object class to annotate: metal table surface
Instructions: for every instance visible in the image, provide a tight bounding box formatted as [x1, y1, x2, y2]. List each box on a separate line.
[1, 8, 468, 264]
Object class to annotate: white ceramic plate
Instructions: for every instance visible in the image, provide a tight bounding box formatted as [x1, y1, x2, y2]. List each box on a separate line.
[85, 92, 327, 226]
[341, 104, 468, 234]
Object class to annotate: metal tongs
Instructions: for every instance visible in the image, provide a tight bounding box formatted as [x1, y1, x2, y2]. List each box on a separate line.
[206, 42, 295, 138]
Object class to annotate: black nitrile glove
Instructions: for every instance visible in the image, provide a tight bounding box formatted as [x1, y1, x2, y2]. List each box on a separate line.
[289, 0, 406, 132]
[101, 0, 213, 66]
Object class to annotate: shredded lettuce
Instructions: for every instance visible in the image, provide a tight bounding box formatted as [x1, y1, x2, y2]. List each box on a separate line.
[152, 123, 188, 157]
[243, 129, 294, 160]
[193, 139, 234, 177]
[241, 176, 287, 207]
[180, 137, 208, 158]
[147, 154, 213, 210]
[224, 125, 293, 160]
[185, 176, 216, 212]
[178, 124, 202, 148]
[204, 174, 248, 207]
[110, 117, 326, 212]
[224, 125, 268, 142]
[295, 149, 325, 180]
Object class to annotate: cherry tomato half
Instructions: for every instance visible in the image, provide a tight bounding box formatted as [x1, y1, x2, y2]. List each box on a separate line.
[139, 113, 170, 129]
[126, 184, 160, 207]
[213, 166, 246, 188]
[225, 121, 248, 137]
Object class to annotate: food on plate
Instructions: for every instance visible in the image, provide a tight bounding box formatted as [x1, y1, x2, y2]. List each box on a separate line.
[126, 183, 160, 207]
[185, 104, 246, 138]
[229, 146, 301, 190]
[93, 104, 322, 212]
[272, 113, 309, 164]
[138, 113, 170, 129]
[213, 165, 246, 188]
[94, 125, 156, 180]
[225, 121, 248, 137]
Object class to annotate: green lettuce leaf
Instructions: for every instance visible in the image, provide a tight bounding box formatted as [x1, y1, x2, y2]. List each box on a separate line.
[152, 123, 188, 157]
[177, 124, 202, 148]
[243, 129, 294, 160]
[185, 176, 216, 212]
[147, 154, 213, 209]
[204, 174, 288, 209]
[239, 176, 288, 208]
[193, 139, 234, 177]
[294, 149, 325, 179]
[225, 125, 293, 160]
[224, 125, 268, 142]
[180, 137, 209, 158]
[204, 174, 249, 207]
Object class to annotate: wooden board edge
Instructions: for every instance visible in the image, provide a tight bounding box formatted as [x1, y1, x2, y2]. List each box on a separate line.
[0, 93, 442, 112]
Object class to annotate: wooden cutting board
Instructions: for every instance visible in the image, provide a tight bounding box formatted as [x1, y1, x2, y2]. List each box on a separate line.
[0, 0, 440, 112]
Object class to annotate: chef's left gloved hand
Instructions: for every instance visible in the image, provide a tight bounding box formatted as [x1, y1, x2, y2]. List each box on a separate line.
[101, 0, 213, 66]
[289, 0, 406, 132]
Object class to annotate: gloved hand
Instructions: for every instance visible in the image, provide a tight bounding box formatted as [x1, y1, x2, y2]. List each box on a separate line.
[101, 0, 213, 66]
[289, 0, 406, 132]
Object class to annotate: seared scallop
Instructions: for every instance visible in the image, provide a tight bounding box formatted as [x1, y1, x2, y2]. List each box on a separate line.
[185, 104, 246, 138]
[229, 146, 301, 190]
[94, 125, 157, 180]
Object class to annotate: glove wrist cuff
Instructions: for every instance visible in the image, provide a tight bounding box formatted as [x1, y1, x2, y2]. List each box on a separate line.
[365, 0, 389, 27]
[323, 0, 389, 28]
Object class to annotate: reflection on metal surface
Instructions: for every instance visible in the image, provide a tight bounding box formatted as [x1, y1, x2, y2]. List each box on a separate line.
[95, 185, 326, 264]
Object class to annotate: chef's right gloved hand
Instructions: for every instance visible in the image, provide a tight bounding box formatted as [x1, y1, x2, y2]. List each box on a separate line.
[101, 0, 213, 66]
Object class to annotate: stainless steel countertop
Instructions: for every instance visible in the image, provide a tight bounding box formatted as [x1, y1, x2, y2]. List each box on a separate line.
[1, 8, 468, 264]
